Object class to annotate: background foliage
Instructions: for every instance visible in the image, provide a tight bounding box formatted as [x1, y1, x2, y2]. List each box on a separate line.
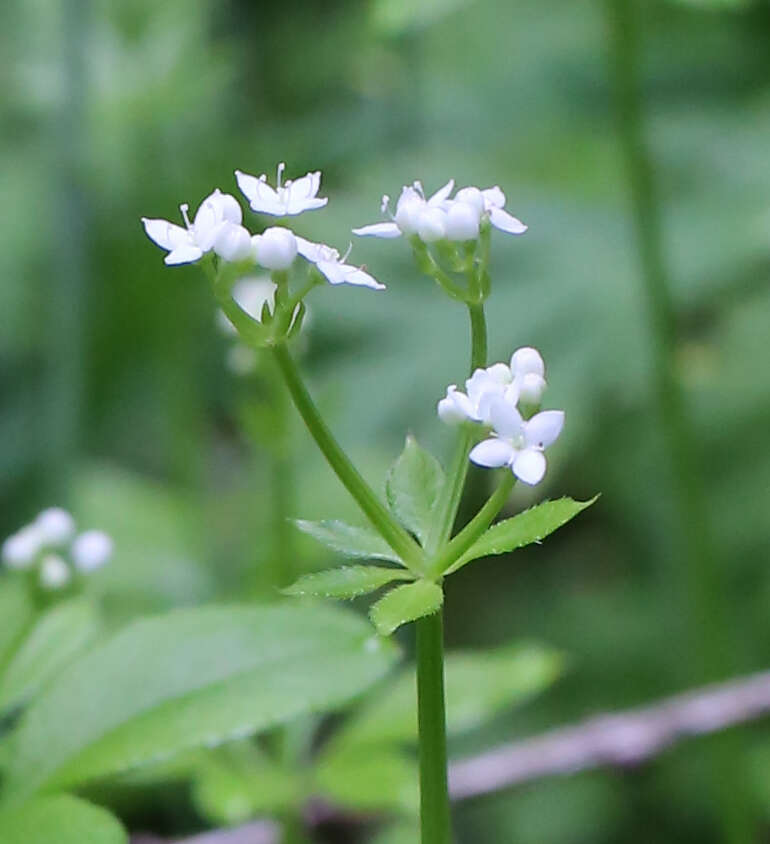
[2, 0, 770, 840]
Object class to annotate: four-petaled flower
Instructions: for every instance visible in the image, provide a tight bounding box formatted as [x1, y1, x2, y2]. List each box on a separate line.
[142, 189, 250, 265]
[235, 162, 328, 217]
[469, 398, 564, 486]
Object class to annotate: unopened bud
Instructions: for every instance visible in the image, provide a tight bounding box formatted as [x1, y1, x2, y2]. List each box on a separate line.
[40, 554, 71, 589]
[445, 201, 481, 241]
[252, 227, 298, 270]
[72, 530, 113, 573]
[2, 526, 42, 569]
[214, 224, 253, 262]
[417, 208, 447, 243]
[511, 346, 545, 378]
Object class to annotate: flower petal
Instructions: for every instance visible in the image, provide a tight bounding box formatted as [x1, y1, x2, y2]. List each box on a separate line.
[294, 235, 324, 262]
[352, 222, 402, 238]
[482, 186, 506, 209]
[316, 260, 385, 290]
[142, 218, 185, 251]
[164, 244, 204, 265]
[470, 438, 515, 468]
[512, 449, 546, 485]
[488, 397, 524, 439]
[489, 206, 527, 235]
[524, 410, 564, 448]
[428, 178, 455, 206]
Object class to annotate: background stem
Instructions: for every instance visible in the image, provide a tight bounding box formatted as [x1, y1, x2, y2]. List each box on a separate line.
[416, 610, 451, 844]
[605, 0, 751, 839]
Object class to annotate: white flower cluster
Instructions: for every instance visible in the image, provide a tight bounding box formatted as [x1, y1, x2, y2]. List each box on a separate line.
[1, 507, 113, 590]
[438, 348, 564, 486]
[142, 164, 383, 290]
[353, 179, 527, 243]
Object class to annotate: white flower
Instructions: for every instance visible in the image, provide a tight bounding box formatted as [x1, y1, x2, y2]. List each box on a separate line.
[2, 525, 43, 570]
[142, 189, 246, 265]
[353, 178, 526, 243]
[454, 185, 527, 235]
[295, 237, 385, 290]
[352, 179, 455, 240]
[217, 277, 277, 336]
[469, 398, 564, 486]
[438, 363, 517, 426]
[226, 345, 258, 376]
[35, 507, 75, 546]
[71, 530, 113, 573]
[511, 346, 544, 378]
[252, 226, 299, 270]
[235, 163, 328, 217]
[39, 554, 71, 589]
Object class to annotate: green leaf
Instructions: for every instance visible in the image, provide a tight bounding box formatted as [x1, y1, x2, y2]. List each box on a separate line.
[369, 580, 443, 636]
[284, 565, 414, 599]
[0, 578, 34, 668]
[0, 795, 127, 844]
[314, 746, 418, 815]
[294, 519, 401, 563]
[447, 496, 598, 574]
[331, 643, 564, 751]
[192, 745, 300, 826]
[385, 435, 445, 545]
[0, 599, 99, 716]
[3, 604, 398, 800]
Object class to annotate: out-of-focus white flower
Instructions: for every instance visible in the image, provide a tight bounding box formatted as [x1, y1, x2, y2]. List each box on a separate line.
[235, 163, 328, 217]
[71, 530, 113, 573]
[35, 507, 76, 546]
[39, 554, 71, 589]
[438, 363, 517, 426]
[252, 226, 299, 270]
[295, 237, 385, 290]
[226, 345, 258, 376]
[511, 346, 544, 378]
[217, 277, 278, 336]
[142, 189, 246, 265]
[469, 398, 564, 486]
[2, 525, 43, 570]
[352, 179, 455, 240]
[444, 201, 481, 241]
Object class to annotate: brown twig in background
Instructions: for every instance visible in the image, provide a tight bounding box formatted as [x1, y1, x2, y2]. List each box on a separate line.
[131, 669, 770, 843]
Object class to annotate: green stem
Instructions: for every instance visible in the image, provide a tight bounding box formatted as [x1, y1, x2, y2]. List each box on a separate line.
[272, 344, 424, 571]
[468, 303, 487, 371]
[606, 1, 750, 840]
[429, 473, 515, 578]
[426, 302, 488, 554]
[416, 610, 451, 844]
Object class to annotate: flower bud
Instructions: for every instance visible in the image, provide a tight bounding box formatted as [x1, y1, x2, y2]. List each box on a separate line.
[214, 223, 253, 262]
[454, 187, 485, 216]
[417, 208, 447, 243]
[445, 201, 481, 241]
[511, 346, 545, 378]
[35, 507, 75, 546]
[2, 526, 42, 569]
[39, 554, 71, 589]
[394, 192, 424, 235]
[72, 530, 113, 573]
[518, 372, 547, 405]
[437, 386, 473, 425]
[252, 227, 298, 270]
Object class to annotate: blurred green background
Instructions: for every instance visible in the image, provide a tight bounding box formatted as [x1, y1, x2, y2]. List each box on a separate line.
[3, 0, 770, 840]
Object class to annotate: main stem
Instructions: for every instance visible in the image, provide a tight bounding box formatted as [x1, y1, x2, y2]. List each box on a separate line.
[272, 344, 424, 571]
[416, 610, 451, 844]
